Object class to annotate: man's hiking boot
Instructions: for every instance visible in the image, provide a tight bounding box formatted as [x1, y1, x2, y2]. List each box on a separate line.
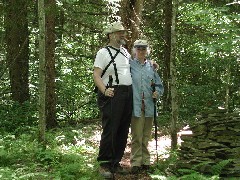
[113, 165, 129, 175]
[141, 165, 150, 170]
[99, 166, 113, 179]
[131, 166, 141, 174]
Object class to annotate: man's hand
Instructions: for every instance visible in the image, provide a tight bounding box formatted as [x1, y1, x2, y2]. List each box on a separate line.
[104, 88, 114, 97]
[150, 60, 159, 70]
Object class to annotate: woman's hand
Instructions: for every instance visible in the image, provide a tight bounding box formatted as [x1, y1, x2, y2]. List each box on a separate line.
[152, 91, 158, 99]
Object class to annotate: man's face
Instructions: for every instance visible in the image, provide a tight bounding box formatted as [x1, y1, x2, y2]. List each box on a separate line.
[110, 31, 127, 45]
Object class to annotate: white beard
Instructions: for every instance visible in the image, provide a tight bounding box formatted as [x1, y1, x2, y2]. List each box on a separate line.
[119, 39, 126, 45]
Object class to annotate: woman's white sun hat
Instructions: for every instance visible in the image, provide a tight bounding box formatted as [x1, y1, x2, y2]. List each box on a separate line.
[133, 39, 148, 47]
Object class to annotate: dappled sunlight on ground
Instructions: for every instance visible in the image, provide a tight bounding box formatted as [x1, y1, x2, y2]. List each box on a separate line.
[121, 130, 172, 168]
[75, 122, 192, 179]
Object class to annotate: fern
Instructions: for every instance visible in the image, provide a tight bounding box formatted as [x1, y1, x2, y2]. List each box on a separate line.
[192, 161, 212, 170]
[210, 159, 232, 175]
[179, 172, 208, 180]
[178, 168, 198, 174]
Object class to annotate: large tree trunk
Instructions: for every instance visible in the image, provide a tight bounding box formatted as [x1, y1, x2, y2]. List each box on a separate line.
[119, 0, 144, 52]
[162, 0, 172, 112]
[45, 0, 57, 129]
[170, 0, 178, 150]
[5, 0, 30, 103]
[38, 0, 46, 144]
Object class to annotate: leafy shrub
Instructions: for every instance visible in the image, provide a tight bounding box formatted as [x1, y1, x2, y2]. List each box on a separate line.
[0, 101, 38, 133]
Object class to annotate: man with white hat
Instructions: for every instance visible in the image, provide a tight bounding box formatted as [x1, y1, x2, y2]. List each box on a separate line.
[93, 21, 132, 178]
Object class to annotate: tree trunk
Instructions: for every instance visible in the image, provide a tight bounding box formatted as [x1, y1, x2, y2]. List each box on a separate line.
[162, 0, 172, 112]
[119, 0, 144, 52]
[38, 0, 46, 144]
[5, 0, 30, 103]
[45, 0, 57, 129]
[170, 0, 178, 150]
[225, 63, 230, 112]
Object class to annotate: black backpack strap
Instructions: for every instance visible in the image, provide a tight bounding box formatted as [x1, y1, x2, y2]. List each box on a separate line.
[104, 46, 120, 84]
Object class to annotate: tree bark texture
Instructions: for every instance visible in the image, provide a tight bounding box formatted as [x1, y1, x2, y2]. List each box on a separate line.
[170, 0, 178, 150]
[5, 0, 30, 103]
[45, 0, 57, 129]
[225, 63, 230, 112]
[119, 0, 144, 52]
[38, 0, 46, 144]
[162, 0, 172, 111]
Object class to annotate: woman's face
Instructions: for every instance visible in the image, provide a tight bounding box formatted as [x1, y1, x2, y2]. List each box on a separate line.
[135, 47, 147, 58]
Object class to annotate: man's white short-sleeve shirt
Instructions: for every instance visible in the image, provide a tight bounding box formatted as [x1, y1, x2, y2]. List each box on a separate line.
[94, 46, 132, 86]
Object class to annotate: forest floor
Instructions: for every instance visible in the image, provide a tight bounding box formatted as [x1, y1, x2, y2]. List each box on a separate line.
[114, 134, 172, 180]
[90, 121, 177, 180]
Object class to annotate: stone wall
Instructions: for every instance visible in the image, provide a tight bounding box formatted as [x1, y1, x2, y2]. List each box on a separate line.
[176, 109, 240, 177]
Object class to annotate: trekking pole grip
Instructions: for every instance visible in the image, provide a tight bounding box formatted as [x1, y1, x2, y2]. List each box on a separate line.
[151, 79, 155, 91]
[109, 75, 113, 88]
[151, 79, 156, 101]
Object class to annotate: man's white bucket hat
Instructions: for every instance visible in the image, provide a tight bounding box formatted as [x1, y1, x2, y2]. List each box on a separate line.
[103, 21, 128, 34]
[133, 39, 148, 47]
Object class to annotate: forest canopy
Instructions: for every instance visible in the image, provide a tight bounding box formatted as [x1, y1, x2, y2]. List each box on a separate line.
[0, 0, 239, 132]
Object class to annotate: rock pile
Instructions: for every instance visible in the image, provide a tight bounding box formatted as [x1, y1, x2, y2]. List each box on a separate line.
[177, 109, 240, 177]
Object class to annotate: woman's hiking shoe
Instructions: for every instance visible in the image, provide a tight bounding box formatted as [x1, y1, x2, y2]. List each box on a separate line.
[99, 166, 113, 179]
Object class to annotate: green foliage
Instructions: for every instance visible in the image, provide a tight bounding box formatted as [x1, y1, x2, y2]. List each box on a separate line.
[0, 123, 236, 179]
[176, 2, 239, 123]
[155, 149, 179, 173]
[210, 159, 232, 175]
[35, 149, 61, 166]
[0, 0, 239, 178]
[0, 126, 101, 179]
[176, 159, 233, 179]
[149, 149, 224, 180]
[1, 0, 239, 127]
[56, 56, 99, 122]
[157, 112, 172, 133]
[47, 0, 111, 123]
[179, 173, 219, 180]
[0, 101, 38, 133]
[142, 1, 240, 129]
[57, 153, 98, 180]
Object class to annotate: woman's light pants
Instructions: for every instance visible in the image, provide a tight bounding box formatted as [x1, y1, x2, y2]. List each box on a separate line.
[130, 112, 153, 167]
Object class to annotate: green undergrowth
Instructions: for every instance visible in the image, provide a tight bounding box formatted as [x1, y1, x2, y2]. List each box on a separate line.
[148, 149, 232, 180]
[0, 124, 232, 180]
[0, 125, 103, 180]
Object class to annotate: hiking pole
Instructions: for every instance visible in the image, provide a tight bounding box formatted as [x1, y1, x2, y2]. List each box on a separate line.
[109, 75, 115, 180]
[151, 79, 158, 163]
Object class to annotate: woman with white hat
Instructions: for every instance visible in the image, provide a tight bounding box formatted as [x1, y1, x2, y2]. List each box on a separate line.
[130, 39, 164, 174]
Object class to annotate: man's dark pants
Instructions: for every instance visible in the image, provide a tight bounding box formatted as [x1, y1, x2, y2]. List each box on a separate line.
[97, 85, 133, 169]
